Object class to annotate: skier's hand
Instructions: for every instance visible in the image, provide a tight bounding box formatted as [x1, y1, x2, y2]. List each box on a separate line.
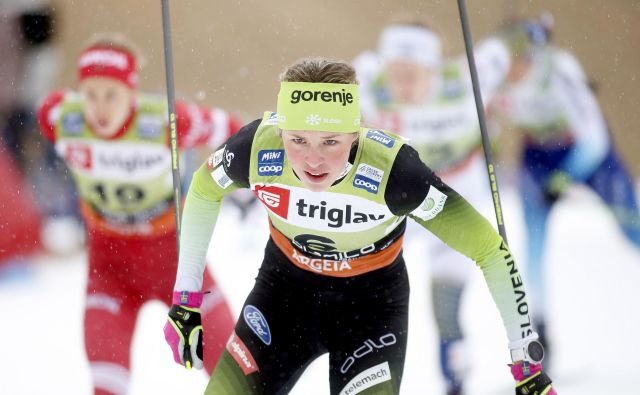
[164, 291, 205, 370]
[510, 362, 557, 395]
[543, 171, 571, 202]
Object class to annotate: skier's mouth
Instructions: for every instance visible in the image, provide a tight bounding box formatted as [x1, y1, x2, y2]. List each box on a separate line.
[304, 171, 328, 183]
[97, 118, 110, 128]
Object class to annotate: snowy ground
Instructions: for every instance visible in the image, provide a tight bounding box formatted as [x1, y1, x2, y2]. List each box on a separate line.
[1, 186, 639, 395]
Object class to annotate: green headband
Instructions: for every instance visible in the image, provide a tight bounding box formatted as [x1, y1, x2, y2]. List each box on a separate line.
[277, 81, 361, 133]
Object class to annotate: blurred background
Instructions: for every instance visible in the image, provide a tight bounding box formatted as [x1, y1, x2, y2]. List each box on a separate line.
[1, 0, 639, 394]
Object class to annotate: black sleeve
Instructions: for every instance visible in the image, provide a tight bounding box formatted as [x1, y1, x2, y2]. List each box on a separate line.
[220, 118, 261, 188]
[384, 144, 450, 216]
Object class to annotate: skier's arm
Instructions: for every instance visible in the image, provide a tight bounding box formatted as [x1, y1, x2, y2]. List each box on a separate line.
[465, 38, 512, 101]
[36, 89, 67, 143]
[173, 120, 258, 291]
[175, 100, 243, 150]
[552, 52, 609, 181]
[386, 145, 534, 345]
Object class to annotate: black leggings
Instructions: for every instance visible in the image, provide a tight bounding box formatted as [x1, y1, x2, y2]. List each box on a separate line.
[205, 239, 410, 395]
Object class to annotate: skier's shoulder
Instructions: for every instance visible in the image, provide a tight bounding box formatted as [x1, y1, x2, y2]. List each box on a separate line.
[547, 46, 587, 82]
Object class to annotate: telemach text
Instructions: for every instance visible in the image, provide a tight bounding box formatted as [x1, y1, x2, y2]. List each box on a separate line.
[296, 200, 385, 228]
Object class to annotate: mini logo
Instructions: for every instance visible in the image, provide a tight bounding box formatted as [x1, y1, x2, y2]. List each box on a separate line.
[243, 305, 272, 345]
[257, 149, 285, 176]
[305, 114, 321, 126]
[253, 185, 290, 219]
[366, 130, 395, 148]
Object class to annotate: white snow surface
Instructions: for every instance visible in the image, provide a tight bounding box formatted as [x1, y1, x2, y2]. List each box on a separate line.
[1, 186, 639, 394]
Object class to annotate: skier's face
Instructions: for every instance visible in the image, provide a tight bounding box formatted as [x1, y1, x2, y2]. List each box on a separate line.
[80, 77, 135, 138]
[385, 60, 435, 105]
[282, 130, 359, 192]
[507, 57, 533, 84]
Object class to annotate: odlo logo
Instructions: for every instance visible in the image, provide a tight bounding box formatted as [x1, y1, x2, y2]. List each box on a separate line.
[290, 89, 354, 106]
[340, 333, 397, 374]
[243, 305, 272, 345]
[257, 149, 284, 176]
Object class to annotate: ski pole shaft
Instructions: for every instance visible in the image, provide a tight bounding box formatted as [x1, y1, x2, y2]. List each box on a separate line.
[161, 0, 182, 251]
[456, 0, 509, 243]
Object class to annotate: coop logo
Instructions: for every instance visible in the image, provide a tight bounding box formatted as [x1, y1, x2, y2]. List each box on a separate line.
[253, 185, 290, 219]
[290, 89, 354, 106]
[243, 305, 272, 345]
[366, 130, 395, 148]
[353, 164, 383, 194]
[226, 331, 259, 375]
[257, 149, 284, 176]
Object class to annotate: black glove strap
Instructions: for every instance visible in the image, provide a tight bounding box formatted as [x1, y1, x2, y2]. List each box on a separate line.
[168, 305, 201, 326]
[515, 372, 553, 395]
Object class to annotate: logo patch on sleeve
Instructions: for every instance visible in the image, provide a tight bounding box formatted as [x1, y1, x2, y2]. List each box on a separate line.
[243, 305, 272, 345]
[257, 149, 285, 176]
[211, 166, 233, 189]
[411, 185, 447, 221]
[353, 164, 384, 194]
[366, 130, 395, 148]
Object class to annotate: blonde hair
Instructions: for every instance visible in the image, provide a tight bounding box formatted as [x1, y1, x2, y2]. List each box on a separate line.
[279, 58, 358, 85]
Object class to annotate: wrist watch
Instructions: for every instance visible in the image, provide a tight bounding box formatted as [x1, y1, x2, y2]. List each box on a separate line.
[510, 339, 544, 364]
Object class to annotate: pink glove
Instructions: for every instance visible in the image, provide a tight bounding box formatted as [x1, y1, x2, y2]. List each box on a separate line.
[164, 291, 205, 369]
[511, 362, 557, 395]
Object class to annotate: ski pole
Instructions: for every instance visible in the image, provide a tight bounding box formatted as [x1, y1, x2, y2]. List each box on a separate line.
[456, 0, 509, 243]
[161, 0, 183, 251]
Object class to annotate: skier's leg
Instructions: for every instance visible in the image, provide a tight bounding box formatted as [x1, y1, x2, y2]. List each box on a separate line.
[585, 148, 640, 248]
[84, 233, 143, 395]
[520, 164, 553, 357]
[429, 156, 491, 395]
[328, 257, 410, 395]
[205, 243, 325, 394]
